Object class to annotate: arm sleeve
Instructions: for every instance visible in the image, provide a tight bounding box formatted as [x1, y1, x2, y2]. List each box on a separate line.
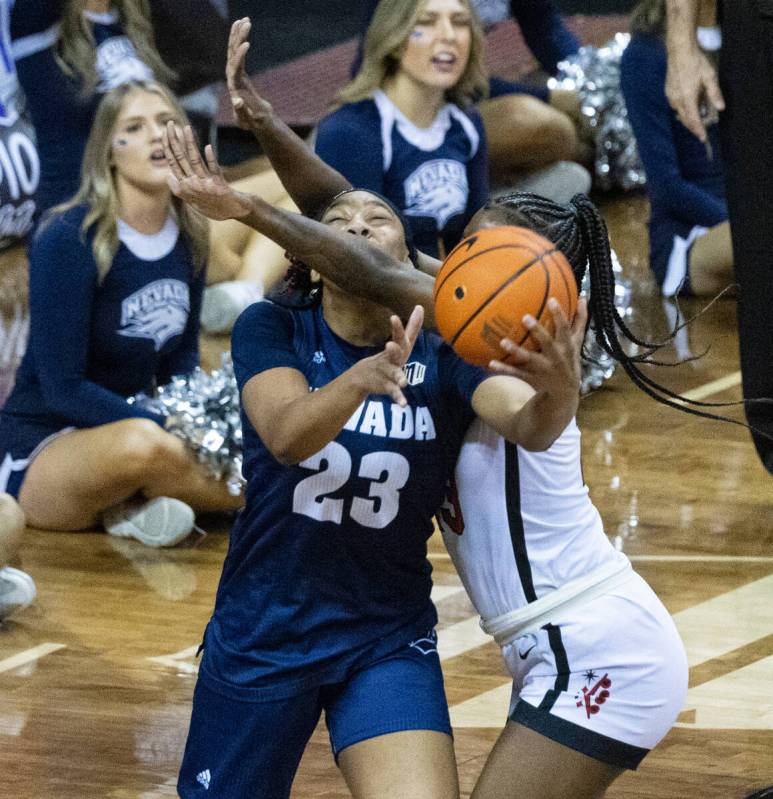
[620, 43, 728, 227]
[156, 263, 204, 383]
[231, 301, 303, 391]
[466, 111, 489, 223]
[28, 217, 165, 427]
[315, 105, 386, 194]
[509, 0, 580, 74]
[11, 0, 63, 40]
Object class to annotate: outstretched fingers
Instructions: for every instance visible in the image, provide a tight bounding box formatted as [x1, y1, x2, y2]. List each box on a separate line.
[204, 144, 225, 181]
[163, 123, 186, 192]
[164, 122, 193, 179]
[570, 297, 589, 350]
[226, 18, 251, 90]
[183, 126, 208, 179]
[390, 306, 424, 363]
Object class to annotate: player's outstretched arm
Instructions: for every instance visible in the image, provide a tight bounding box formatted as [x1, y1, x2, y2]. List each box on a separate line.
[165, 124, 436, 324]
[226, 17, 351, 217]
[242, 308, 424, 465]
[471, 298, 586, 451]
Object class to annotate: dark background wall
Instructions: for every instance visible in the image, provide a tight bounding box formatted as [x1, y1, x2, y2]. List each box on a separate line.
[230, 0, 635, 72]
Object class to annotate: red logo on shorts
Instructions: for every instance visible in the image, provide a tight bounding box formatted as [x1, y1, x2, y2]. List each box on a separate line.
[575, 672, 612, 719]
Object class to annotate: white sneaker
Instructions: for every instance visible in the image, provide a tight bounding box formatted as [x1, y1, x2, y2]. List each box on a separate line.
[0, 566, 36, 619]
[201, 280, 263, 334]
[103, 497, 195, 548]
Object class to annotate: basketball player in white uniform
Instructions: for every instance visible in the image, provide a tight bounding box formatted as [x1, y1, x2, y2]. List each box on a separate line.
[438, 413, 686, 796]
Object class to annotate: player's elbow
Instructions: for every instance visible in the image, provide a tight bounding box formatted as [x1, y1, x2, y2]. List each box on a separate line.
[263, 433, 306, 466]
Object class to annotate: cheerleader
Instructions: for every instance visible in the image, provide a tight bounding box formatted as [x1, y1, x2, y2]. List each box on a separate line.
[0, 80, 242, 547]
[314, 0, 489, 259]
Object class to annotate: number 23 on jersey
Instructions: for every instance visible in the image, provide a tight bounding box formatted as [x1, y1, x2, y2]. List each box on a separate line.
[292, 441, 410, 530]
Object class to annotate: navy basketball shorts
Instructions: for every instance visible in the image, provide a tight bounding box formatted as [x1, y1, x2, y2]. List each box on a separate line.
[177, 630, 451, 799]
[502, 572, 688, 770]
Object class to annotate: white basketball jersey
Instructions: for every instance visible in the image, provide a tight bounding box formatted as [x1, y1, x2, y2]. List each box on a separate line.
[438, 417, 628, 622]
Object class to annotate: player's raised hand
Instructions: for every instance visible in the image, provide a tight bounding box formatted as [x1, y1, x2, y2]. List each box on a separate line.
[226, 17, 273, 131]
[351, 305, 424, 407]
[163, 123, 252, 221]
[489, 297, 587, 402]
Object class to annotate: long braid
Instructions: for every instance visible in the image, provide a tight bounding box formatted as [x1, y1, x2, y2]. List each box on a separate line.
[486, 192, 773, 435]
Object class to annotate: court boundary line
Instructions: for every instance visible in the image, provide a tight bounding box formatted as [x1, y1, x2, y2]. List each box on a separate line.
[0, 643, 66, 674]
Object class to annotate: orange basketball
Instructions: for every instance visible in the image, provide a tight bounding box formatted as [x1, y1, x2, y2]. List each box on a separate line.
[433, 226, 578, 367]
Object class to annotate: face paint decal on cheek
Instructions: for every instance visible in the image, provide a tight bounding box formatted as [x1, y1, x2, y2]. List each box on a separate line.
[409, 29, 424, 39]
[113, 138, 129, 147]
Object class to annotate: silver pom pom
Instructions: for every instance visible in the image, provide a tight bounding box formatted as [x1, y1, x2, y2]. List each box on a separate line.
[549, 33, 646, 192]
[129, 353, 245, 496]
[579, 248, 633, 394]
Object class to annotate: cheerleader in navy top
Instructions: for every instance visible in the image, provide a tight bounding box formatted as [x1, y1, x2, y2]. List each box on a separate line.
[10, 0, 174, 215]
[0, 80, 242, 548]
[346, 0, 590, 203]
[316, 0, 490, 259]
[165, 111, 585, 793]
[620, 4, 732, 296]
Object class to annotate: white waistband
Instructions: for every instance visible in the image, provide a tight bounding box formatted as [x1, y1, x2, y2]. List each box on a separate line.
[480, 558, 634, 646]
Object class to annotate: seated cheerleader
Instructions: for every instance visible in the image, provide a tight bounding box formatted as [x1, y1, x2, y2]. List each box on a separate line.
[0, 80, 243, 548]
[620, 0, 731, 297]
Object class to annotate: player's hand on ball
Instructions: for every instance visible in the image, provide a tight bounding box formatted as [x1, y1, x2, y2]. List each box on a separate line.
[489, 297, 587, 400]
[164, 123, 252, 221]
[351, 306, 424, 407]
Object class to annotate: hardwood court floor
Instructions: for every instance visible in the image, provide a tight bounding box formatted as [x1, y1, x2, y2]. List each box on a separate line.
[1, 194, 771, 798]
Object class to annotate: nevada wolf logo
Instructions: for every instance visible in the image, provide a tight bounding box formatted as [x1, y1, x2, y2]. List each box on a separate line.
[95, 36, 153, 92]
[118, 279, 189, 351]
[473, 0, 510, 26]
[403, 361, 426, 386]
[409, 630, 438, 656]
[403, 160, 468, 228]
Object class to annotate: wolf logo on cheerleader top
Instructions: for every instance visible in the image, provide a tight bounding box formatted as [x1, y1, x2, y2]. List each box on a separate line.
[118, 279, 190, 351]
[11, 3, 154, 212]
[315, 90, 488, 259]
[0, 206, 203, 475]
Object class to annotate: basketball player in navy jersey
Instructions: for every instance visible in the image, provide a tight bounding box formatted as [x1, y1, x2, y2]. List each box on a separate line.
[165, 122, 587, 797]
[165, 23, 691, 796]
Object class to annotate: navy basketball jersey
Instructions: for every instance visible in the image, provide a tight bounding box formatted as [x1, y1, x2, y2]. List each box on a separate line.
[315, 91, 488, 259]
[202, 300, 486, 699]
[11, 3, 153, 213]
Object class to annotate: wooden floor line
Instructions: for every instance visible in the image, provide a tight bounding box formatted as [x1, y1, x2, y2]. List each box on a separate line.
[428, 553, 773, 563]
[679, 371, 742, 402]
[0, 643, 66, 675]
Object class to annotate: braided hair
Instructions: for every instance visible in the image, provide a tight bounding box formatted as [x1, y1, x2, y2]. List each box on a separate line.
[484, 192, 762, 430]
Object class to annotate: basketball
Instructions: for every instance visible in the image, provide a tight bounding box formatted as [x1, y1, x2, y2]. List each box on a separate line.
[433, 226, 578, 367]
